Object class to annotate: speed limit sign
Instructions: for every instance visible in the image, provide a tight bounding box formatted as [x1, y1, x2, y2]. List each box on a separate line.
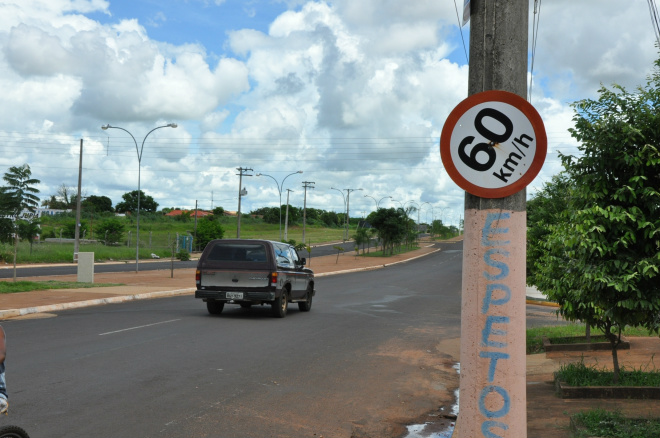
[440, 90, 547, 198]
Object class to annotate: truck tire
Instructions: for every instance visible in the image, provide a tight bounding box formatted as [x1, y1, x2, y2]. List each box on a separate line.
[206, 300, 224, 315]
[0, 425, 30, 438]
[298, 287, 313, 312]
[271, 290, 288, 318]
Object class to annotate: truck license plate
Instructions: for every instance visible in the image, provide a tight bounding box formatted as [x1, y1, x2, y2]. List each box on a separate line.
[226, 292, 243, 300]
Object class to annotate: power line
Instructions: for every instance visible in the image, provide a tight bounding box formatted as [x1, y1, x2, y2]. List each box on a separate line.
[453, 0, 469, 63]
[529, 0, 542, 102]
[647, 0, 660, 47]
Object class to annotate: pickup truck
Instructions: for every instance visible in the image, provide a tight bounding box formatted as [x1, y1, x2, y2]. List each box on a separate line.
[195, 239, 315, 318]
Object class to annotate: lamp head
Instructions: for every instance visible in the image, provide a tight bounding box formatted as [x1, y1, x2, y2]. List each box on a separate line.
[256, 173, 262, 176]
[167, 123, 177, 128]
[297, 170, 303, 174]
[101, 124, 110, 130]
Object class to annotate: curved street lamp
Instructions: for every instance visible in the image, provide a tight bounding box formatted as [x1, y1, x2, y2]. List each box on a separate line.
[378, 196, 392, 208]
[330, 187, 347, 239]
[391, 199, 403, 209]
[364, 195, 378, 211]
[101, 122, 177, 272]
[256, 171, 303, 241]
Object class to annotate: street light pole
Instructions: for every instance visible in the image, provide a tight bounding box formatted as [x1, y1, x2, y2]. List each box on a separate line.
[101, 123, 177, 272]
[344, 188, 362, 240]
[330, 187, 346, 240]
[378, 196, 392, 208]
[302, 181, 315, 244]
[236, 167, 253, 238]
[257, 171, 302, 241]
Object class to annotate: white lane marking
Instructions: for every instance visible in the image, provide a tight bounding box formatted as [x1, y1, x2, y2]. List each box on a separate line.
[99, 319, 181, 336]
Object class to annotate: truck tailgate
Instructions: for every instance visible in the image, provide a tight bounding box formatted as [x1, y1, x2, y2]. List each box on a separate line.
[200, 270, 270, 289]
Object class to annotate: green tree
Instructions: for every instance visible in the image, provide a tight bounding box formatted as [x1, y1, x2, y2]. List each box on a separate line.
[82, 195, 114, 213]
[96, 218, 125, 245]
[115, 190, 159, 213]
[369, 208, 408, 255]
[320, 211, 340, 227]
[17, 219, 40, 255]
[526, 173, 574, 284]
[1, 164, 40, 281]
[212, 206, 225, 216]
[352, 227, 369, 254]
[195, 217, 224, 251]
[534, 61, 660, 383]
[261, 207, 281, 224]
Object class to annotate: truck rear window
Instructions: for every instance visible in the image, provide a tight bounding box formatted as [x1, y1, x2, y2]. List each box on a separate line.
[207, 243, 268, 262]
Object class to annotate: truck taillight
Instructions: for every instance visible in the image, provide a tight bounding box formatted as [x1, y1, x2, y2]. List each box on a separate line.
[270, 272, 278, 285]
[196, 269, 201, 285]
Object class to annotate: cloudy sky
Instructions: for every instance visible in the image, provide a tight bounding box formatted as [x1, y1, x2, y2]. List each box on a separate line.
[0, 0, 657, 226]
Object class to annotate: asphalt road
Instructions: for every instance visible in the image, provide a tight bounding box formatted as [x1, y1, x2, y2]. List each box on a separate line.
[1, 241, 559, 438]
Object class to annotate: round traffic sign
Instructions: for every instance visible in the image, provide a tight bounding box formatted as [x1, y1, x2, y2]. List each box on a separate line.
[440, 90, 547, 198]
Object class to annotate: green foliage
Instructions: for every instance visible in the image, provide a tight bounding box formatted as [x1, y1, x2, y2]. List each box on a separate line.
[526, 324, 654, 355]
[17, 219, 40, 253]
[0, 218, 13, 244]
[1, 164, 40, 216]
[176, 249, 190, 261]
[556, 361, 660, 387]
[62, 219, 88, 239]
[369, 208, 411, 255]
[81, 195, 114, 213]
[212, 206, 225, 216]
[320, 211, 340, 227]
[572, 409, 660, 438]
[0, 243, 13, 263]
[96, 218, 125, 245]
[195, 217, 224, 250]
[526, 173, 574, 282]
[115, 190, 159, 213]
[0, 280, 121, 294]
[533, 58, 660, 381]
[352, 227, 370, 254]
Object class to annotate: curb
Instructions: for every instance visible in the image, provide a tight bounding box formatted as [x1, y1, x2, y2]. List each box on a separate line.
[0, 288, 195, 320]
[2, 245, 556, 319]
[315, 248, 442, 277]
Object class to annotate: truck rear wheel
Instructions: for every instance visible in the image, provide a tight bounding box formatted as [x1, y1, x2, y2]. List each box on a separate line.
[271, 290, 288, 318]
[207, 300, 224, 315]
[298, 287, 313, 312]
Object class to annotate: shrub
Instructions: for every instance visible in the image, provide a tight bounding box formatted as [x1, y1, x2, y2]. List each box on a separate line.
[176, 249, 190, 261]
[96, 218, 125, 245]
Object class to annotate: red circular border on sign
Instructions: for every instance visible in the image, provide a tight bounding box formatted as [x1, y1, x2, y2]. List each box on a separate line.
[440, 90, 547, 198]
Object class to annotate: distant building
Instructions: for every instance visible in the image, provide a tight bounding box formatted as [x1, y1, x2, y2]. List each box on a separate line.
[165, 209, 213, 218]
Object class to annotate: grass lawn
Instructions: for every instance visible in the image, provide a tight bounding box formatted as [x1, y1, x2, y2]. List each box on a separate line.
[0, 280, 121, 294]
[526, 324, 654, 354]
[556, 361, 660, 387]
[572, 409, 660, 438]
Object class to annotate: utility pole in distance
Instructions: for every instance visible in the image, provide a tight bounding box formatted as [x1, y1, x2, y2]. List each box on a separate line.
[236, 167, 253, 238]
[302, 181, 315, 244]
[454, 1, 529, 437]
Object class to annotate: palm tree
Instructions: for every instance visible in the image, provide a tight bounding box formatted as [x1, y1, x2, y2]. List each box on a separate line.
[1, 164, 40, 281]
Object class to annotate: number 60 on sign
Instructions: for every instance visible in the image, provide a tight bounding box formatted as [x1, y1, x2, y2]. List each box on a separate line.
[440, 90, 547, 198]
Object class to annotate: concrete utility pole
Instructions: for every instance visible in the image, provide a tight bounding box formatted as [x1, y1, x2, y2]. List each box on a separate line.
[302, 181, 315, 244]
[236, 167, 253, 238]
[455, 1, 529, 437]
